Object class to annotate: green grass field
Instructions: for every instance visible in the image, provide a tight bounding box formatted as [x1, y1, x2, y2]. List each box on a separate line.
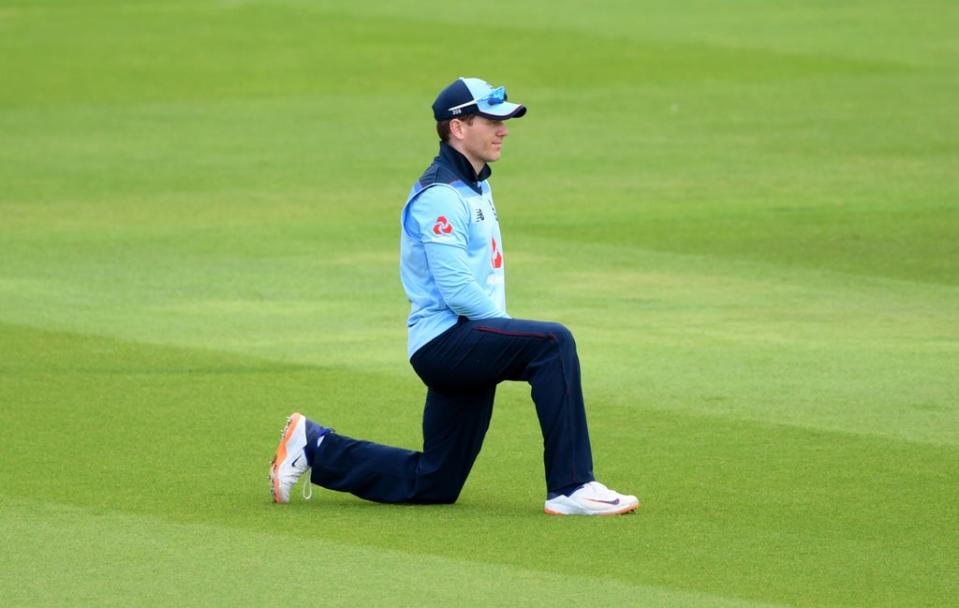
[2, 1, 957, 605]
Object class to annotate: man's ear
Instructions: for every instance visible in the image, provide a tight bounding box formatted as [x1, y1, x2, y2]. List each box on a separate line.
[449, 118, 467, 141]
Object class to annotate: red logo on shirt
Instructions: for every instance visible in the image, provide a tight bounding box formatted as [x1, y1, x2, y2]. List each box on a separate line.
[491, 237, 503, 269]
[433, 216, 453, 235]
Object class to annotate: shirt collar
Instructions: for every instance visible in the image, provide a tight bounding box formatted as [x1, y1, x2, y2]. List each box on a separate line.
[438, 141, 491, 192]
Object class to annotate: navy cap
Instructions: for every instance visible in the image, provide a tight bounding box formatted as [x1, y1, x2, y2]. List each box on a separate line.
[432, 77, 527, 122]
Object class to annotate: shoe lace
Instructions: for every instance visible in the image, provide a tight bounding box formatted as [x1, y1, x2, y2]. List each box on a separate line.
[577, 481, 613, 499]
[299, 431, 332, 502]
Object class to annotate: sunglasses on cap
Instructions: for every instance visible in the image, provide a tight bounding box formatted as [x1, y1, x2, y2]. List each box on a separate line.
[447, 86, 507, 113]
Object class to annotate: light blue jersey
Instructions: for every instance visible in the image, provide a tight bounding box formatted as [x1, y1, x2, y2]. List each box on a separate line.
[400, 144, 508, 357]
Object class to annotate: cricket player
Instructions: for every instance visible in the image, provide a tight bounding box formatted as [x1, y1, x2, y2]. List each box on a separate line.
[269, 77, 639, 515]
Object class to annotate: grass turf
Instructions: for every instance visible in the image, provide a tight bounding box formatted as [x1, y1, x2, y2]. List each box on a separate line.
[1, 1, 957, 606]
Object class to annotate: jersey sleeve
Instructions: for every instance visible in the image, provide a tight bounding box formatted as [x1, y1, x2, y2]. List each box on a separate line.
[405, 186, 470, 250]
[406, 186, 507, 320]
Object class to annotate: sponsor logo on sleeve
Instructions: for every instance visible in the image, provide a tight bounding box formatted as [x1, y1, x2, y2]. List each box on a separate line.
[432, 216, 454, 236]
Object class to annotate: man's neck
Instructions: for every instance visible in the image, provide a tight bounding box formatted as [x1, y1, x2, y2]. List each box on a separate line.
[438, 142, 491, 194]
[447, 141, 486, 177]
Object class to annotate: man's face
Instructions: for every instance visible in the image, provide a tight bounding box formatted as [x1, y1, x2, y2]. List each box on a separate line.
[455, 116, 509, 165]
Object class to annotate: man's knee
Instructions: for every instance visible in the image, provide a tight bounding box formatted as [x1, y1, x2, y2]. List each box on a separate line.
[414, 487, 461, 505]
[543, 322, 576, 351]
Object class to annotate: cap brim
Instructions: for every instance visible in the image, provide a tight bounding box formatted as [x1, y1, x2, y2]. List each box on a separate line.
[476, 101, 527, 120]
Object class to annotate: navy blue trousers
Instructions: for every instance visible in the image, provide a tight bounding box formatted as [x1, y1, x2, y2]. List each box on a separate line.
[309, 317, 595, 503]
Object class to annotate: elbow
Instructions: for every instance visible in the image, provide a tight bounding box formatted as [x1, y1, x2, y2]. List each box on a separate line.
[438, 284, 491, 319]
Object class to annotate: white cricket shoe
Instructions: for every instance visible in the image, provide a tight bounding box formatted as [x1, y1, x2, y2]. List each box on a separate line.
[543, 481, 639, 516]
[269, 413, 310, 503]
